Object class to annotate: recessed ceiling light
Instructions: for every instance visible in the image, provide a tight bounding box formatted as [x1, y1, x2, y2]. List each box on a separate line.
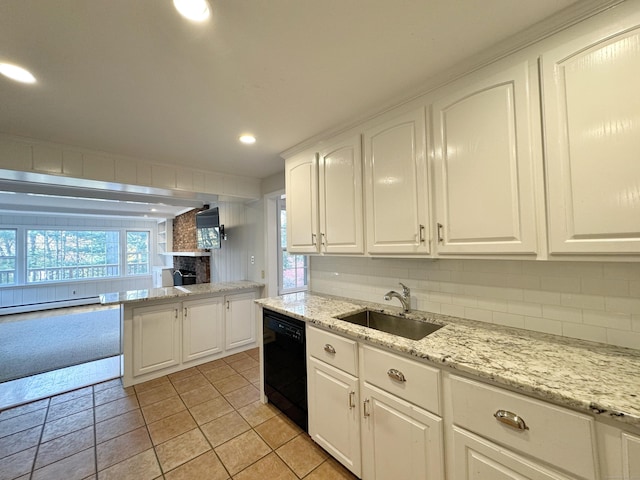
[239, 134, 256, 145]
[173, 0, 210, 22]
[0, 63, 36, 84]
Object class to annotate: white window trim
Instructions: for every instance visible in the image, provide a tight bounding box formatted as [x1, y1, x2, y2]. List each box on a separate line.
[277, 196, 308, 295]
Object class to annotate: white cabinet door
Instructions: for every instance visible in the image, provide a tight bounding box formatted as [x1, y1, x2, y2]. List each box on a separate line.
[318, 135, 364, 254]
[132, 302, 180, 377]
[453, 427, 573, 480]
[541, 6, 640, 254]
[432, 60, 540, 255]
[307, 357, 361, 477]
[182, 296, 224, 362]
[225, 292, 257, 350]
[285, 148, 320, 254]
[360, 382, 443, 480]
[622, 432, 640, 480]
[364, 108, 430, 254]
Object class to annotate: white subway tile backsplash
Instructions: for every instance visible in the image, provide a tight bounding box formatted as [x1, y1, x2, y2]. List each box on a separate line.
[418, 300, 441, 314]
[603, 263, 640, 281]
[451, 294, 477, 307]
[583, 310, 631, 331]
[310, 257, 640, 349]
[476, 297, 509, 313]
[605, 297, 640, 315]
[441, 303, 465, 318]
[540, 276, 581, 294]
[560, 293, 605, 311]
[542, 305, 583, 323]
[523, 289, 562, 305]
[507, 301, 542, 317]
[492, 311, 525, 328]
[524, 316, 563, 335]
[606, 329, 640, 350]
[562, 323, 607, 344]
[464, 307, 493, 323]
[581, 277, 629, 297]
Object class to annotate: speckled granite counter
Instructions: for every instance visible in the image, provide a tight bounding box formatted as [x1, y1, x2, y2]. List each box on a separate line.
[100, 280, 264, 305]
[257, 292, 640, 428]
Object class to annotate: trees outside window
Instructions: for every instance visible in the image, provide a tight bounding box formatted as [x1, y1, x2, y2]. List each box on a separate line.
[26, 230, 121, 282]
[127, 231, 150, 275]
[277, 197, 308, 294]
[0, 229, 16, 285]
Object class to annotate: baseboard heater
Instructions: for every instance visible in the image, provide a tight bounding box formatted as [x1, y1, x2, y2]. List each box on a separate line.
[0, 297, 101, 316]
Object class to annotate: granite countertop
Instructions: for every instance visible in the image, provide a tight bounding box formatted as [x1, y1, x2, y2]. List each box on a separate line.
[100, 280, 264, 305]
[257, 292, 640, 428]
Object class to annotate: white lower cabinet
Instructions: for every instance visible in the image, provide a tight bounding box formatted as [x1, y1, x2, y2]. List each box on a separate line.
[453, 427, 573, 480]
[449, 374, 598, 480]
[307, 357, 361, 476]
[182, 296, 224, 362]
[126, 289, 259, 386]
[306, 326, 443, 479]
[361, 382, 443, 480]
[225, 291, 257, 350]
[133, 302, 181, 377]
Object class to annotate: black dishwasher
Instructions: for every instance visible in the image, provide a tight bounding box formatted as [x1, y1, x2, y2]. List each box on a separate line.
[263, 309, 307, 431]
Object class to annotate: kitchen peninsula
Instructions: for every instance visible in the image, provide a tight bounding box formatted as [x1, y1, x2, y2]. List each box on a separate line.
[101, 281, 263, 387]
[257, 292, 640, 480]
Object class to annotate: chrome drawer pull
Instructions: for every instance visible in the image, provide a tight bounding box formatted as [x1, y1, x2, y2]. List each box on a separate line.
[494, 410, 529, 431]
[348, 391, 356, 409]
[324, 344, 336, 354]
[387, 368, 406, 382]
[363, 399, 370, 417]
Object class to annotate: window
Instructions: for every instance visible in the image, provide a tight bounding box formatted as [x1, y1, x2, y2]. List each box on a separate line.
[277, 196, 308, 294]
[126, 231, 150, 275]
[0, 229, 16, 285]
[26, 230, 121, 283]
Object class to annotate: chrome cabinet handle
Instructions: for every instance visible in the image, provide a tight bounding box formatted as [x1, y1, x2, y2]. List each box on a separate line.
[387, 368, 406, 382]
[174, 308, 178, 319]
[348, 391, 355, 409]
[311, 233, 317, 245]
[324, 344, 336, 354]
[437, 223, 444, 243]
[321, 232, 326, 245]
[419, 224, 425, 243]
[363, 399, 370, 417]
[494, 410, 529, 431]
[184, 307, 187, 317]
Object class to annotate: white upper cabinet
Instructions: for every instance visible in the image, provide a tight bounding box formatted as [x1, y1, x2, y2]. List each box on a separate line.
[431, 59, 541, 255]
[364, 108, 430, 254]
[285, 148, 320, 254]
[318, 135, 364, 254]
[285, 135, 364, 255]
[541, 4, 640, 254]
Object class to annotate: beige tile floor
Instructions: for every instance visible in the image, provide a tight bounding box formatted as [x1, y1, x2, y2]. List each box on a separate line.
[0, 348, 357, 480]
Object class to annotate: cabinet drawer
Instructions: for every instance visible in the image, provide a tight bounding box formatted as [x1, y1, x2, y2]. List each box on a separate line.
[307, 326, 358, 376]
[361, 345, 440, 414]
[451, 375, 597, 480]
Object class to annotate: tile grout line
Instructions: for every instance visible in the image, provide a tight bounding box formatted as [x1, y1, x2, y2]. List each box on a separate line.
[92, 385, 98, 480]
[28, 397, 51, 480]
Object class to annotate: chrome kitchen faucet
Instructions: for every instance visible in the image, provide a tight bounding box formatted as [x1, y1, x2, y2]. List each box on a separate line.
[384, 282, 411, 312]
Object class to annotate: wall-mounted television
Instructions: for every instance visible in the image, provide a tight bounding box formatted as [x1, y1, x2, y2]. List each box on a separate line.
[196, 207, 223, 249]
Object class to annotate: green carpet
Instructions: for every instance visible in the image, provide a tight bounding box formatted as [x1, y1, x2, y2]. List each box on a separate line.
[0, 305, 121, 383]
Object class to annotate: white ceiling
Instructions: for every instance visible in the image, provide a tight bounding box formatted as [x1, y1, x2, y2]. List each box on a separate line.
[0, 0, 586, 185]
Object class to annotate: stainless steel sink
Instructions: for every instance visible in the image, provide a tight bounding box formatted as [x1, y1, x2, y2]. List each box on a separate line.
[337, 310, 443, 340]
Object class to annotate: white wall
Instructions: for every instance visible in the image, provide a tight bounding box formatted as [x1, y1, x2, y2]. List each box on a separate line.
[310, 256, 640, 350]
[0, 213, 157, 308]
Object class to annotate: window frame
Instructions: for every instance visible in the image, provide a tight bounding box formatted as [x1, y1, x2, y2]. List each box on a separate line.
[125, 230, 151, 276]
[0, 226, 153, 287]
[277, 196, 308, 295]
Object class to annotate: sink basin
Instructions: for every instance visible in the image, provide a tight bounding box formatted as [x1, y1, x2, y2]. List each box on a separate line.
[337, 310, 443, 340]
